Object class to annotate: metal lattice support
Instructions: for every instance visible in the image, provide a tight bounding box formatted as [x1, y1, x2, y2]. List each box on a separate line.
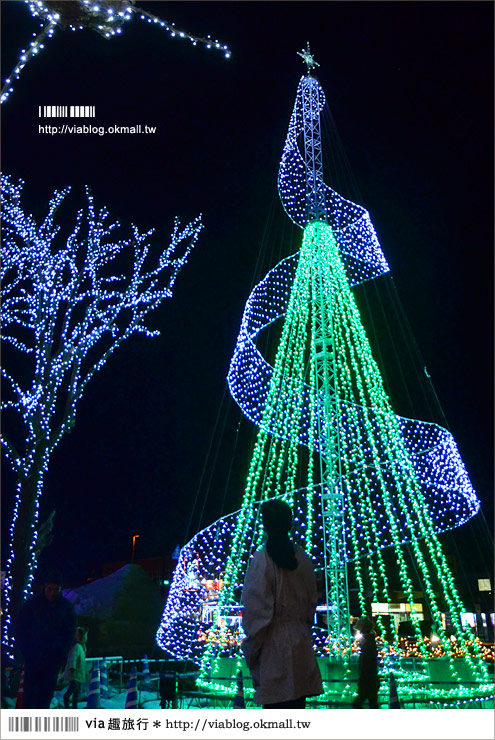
[301, 76, 326, 222]
[301, 69, 350, 652]
[310, 231, 351, 653]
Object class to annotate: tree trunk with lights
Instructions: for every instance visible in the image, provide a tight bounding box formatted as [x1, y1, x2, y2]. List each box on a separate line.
[8, 465, 45, 638]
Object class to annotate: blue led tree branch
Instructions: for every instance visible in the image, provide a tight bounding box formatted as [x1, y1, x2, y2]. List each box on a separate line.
[1, 174, 203, 655]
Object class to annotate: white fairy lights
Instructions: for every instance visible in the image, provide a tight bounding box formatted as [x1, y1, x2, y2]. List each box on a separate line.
[1, 0, 231, 104]
[1, 18, 57, 104]
[1, 174, 202, 655]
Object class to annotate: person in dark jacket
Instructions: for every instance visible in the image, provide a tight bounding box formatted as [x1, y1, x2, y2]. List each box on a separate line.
[352, 617, 380, 709]
[15, 569, 77, 708]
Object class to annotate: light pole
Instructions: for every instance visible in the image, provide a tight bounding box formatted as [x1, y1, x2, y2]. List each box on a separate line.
[131, 534, 140, 563]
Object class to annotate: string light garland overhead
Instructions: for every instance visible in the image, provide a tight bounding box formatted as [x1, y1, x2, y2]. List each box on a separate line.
[1, 174, 203, 656]
[1, 0, 231, 104]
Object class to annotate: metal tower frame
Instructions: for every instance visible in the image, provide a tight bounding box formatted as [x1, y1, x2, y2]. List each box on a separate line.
[301, 74, 352, 653]
[301, 76, 326, 223]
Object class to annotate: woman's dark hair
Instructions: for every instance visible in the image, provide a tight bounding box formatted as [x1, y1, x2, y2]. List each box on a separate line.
[76, 626, 88, 651]
[261, 499, 297, 571]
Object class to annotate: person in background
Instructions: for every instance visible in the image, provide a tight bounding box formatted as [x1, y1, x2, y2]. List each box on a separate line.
[241, 498, 323, 708]
[352, 617, 380, 709]
[63, 626, 88, 709]
[15, 569, 77, 708]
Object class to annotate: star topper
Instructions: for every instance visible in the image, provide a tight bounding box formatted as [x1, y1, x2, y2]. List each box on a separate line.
[297, 42, 319, 73]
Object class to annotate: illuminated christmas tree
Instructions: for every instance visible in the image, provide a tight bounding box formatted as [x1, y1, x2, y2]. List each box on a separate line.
[157, 48, 492, 706]
[1, 174, 202, 655]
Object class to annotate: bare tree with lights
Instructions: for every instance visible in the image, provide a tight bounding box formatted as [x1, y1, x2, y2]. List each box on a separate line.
[1, 174, 203, 654]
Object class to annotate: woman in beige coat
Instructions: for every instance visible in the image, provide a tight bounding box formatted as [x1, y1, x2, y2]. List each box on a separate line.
[241, 499, 323, 708]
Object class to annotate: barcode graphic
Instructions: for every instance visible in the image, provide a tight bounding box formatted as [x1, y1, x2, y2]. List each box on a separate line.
[38, 106, 95, 118]
[8, 716, 79, 732]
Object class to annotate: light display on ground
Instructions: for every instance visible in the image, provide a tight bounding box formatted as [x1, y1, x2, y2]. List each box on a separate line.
[156, 58, 493, 707]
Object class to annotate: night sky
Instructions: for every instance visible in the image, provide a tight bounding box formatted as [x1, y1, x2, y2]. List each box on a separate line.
[1, 1, 493, 586]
